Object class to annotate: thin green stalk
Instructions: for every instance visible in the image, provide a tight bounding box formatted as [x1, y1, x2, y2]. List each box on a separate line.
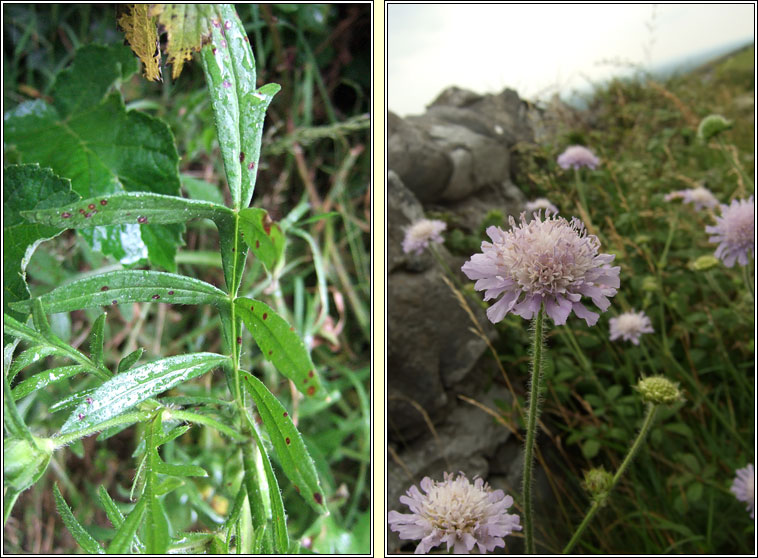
[573, 168, 591, 225]
[53, 411, 152, 448]
[563, 403, 659, 554]
[523, 305, 545, 554]
[718, 136, 754, 197]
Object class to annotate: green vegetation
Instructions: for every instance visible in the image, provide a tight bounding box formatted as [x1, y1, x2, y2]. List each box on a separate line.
[3, 4, 369, 554]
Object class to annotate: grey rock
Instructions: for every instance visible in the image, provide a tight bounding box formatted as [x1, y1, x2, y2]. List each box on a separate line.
[388, 111, 453, 203]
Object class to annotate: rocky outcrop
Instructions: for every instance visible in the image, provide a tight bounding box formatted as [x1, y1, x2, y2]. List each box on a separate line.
[387, 86, 539, 553]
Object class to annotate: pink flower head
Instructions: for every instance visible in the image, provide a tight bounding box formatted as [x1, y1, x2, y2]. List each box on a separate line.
[388, 472, 521, 554]
[525, 198, 559, 215]
[664, 187, 719, 211]
[402, 218, 447, 255]
[705, 196, 754, 267]
[462, 211, 620, 326]
[557, 145, 600, 170]
[609, 310, 654, 345]
[731, 463, 754, 519]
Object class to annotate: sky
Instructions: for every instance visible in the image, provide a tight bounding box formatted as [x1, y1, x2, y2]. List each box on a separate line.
[387, 3, 755, 116]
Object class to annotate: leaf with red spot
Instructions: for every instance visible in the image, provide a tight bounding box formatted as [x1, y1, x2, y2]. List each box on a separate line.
[10, 270, 227, 315]
[234, 298, 325, 398]
[242, 372, 328, 515]
[238, 208, 284, 272]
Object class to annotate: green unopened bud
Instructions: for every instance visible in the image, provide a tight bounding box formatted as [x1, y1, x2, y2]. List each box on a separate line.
[697, 114, 733, 142]
[3, 436, 54, 492]
[583, 467, 613, 505]
[636, 376, 684, 406]
[689, 254, 721, 271]
[641, 276, 659, 292]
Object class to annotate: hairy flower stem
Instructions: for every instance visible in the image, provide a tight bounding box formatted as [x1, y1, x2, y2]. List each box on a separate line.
[573, 168, 592, 226]
[429, 244, 465, 291]
[562, 403, 659, 554]
[523, 305, 545, 554]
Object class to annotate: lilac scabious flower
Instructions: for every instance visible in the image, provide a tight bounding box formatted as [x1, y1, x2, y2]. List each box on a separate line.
[664, 187, 719, 211]
[388, 472, 521, 554]
[731, 463, 754, 519]
[402, 218, 447, 255]
[705, 196, 754, 267]
[525, 198, 559, 215]
[557, 145, 600, 170]
[609, 310, 654, 345]
[462, 211, 620, 326]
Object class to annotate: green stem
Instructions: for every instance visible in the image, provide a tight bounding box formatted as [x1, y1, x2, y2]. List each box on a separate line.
[718, 136, 754, 197]
[563, 403, 659, 554]
[523, 305, 545, 554]
[574, 168, 591, 224]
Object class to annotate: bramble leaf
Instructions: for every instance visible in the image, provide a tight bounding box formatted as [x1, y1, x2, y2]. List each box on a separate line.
[3, 164, 80, 324]
[4, 44, 184, 271]
[150, 4, 215, 80]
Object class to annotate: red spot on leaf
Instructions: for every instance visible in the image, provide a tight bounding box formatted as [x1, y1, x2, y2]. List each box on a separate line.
[212, 19, 220, 27]
[112, 300, 118, 305]
[250, 305, 254, 311]
[78, 413, 85, 420]
[283, 412, 288, 417]
[88, 203, 96, 210]
[294, 485, 300, 494]
[268, 350, 272, 356]
[239, 151, 245, 162]
[255, 414, 263, 425]
[289, 327, 294, 331]
[223, 79, 231, 88]
[262, 213, 272, 235]
[255, 240, 260, 249]
[307, 386, 316, 396]
[236, 337, 242, 345]
[101, 286, 109, 291]
[262, 312, 268, 320]
[138, 216, 148, 224]
[212, 47, 217, 55]
[85, 397, 93, 404]
[224, 20, 231, 29]
[168, 291, 174, 295]
[152, 294, 160, 300]
[221, 39, 227, 49]
[247, 162, 255, 170]
[313, 492, 323, 505]
[79, 209, 86, 214]
[84, 212, 92, 218]
[61, 212, 71, 218]
[100, 199, 107, 206]
[244, 36, 249, 42]
[285, 437, 290, 445]
[308, 370, 314, 378]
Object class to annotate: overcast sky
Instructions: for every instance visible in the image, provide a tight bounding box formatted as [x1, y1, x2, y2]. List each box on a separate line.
[388, 3, 755, 116]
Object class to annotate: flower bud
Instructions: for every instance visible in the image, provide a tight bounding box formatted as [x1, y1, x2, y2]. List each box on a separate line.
[636, 376, 684, 406]
[583, 467, 613, 506]
[641, 276, 659, 292]
[3, 436, 54, 492]
[689, 254, 721, 271]
[697, 114, 733, 142]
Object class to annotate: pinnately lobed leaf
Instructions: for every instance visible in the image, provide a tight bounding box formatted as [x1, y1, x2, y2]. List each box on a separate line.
[242, 372, 328, 515]
[10, 270, 227, 315]
[234, 297, 325, 398]
[59, 353, 229, 435]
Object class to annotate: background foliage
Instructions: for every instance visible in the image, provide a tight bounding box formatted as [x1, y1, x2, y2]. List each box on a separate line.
[3, 4, 370, 554]
[440, 45, 754, 554]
